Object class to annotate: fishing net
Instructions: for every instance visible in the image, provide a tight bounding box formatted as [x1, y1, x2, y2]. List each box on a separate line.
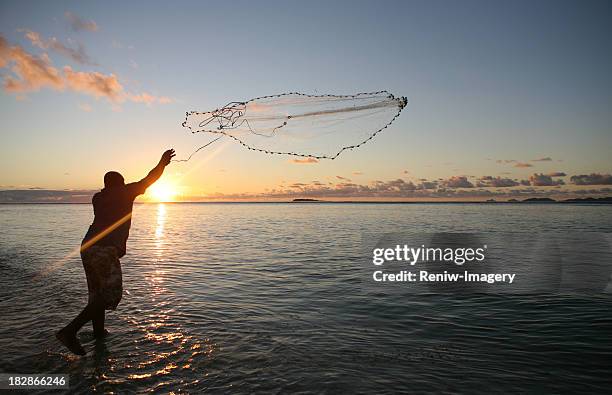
[178, 91, 407, 161]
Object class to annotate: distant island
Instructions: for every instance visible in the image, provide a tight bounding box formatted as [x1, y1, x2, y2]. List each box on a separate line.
[522, 197, 556, 202]
[560, 196, 612, 204]
[287, 197, 612, 204]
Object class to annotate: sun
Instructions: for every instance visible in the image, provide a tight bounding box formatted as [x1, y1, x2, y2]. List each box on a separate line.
[147, 180, 177, 202]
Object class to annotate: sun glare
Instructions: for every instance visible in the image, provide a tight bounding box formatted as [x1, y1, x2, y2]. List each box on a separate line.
[147, 181, 177, 202]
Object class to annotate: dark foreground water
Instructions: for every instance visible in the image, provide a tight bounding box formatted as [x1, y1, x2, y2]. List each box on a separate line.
[1, 203, 611, 393]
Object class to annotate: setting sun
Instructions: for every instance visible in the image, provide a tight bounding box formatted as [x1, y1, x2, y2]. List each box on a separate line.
[147, 181, 177, 202]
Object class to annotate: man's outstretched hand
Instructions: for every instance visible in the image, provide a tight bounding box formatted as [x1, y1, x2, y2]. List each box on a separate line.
[160, 149, 176, 166]
[140, 149, 176, 189]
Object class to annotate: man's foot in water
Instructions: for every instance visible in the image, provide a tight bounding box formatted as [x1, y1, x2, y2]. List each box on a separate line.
[94, 329, 110, 339]
[56, 329, 86, 355]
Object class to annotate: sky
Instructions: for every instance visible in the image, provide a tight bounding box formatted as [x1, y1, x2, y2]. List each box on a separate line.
[0, 0, 611, 201]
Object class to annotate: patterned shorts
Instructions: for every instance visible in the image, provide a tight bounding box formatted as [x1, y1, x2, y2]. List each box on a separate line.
[81, 245, 123, 311]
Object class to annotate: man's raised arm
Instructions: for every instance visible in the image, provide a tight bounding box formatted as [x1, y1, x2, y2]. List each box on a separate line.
[131, 149, 176, 195]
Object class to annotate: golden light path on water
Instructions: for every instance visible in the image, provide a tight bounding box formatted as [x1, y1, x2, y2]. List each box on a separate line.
[155, 203, 166, 250]
[119, 139, 225, 386]
[117, 202, 217, 387]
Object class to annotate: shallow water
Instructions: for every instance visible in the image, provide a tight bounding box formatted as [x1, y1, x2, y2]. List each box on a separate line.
[1, 203, 611, 393]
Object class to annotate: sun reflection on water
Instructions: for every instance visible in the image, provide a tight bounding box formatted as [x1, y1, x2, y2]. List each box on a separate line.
[155, 203, 166, 241]
[68, 203, 220, 392]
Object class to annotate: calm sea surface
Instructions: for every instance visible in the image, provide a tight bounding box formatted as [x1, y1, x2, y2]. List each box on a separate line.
[1, 203, 611, 393]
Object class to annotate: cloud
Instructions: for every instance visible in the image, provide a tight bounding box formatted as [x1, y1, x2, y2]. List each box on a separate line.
[129, 92, 173, 105]
[498, 159, 549, 167]
[290, 157, 319, 164]
[419, 181, 438, 190]
[201, 178, 612, 201]
[0, 189, 94, 203]
[547, 172, 566, 177]
[78, 102, 92, 112]
[63, 66, 123, 100]
[477, 176, 519, 188]
[529, 173, 565, 186]
[336, 175, 351, 181]
[0, 35, 63, 92]
[570, 173, 612, 185]
[441, 176, 473, 188]
[0, 34, 170, 106]
[22, 30, 95, 65]
[353, 171, 363, 176]
[65, 12, 98, 32]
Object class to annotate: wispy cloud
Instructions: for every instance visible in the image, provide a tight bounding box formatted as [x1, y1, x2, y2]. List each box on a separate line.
[21, 30, 95, 65]
[290, 157, 319, 164]
[62, 66, 123, 100]
[0, 34, 170, 106]
[65, 12, 98, 32]
[497, 158, 550, 168]
[78, 102, 92, 112]
[0, 36, 63, 92]
[547, 172, 566, 177]
[129, 92, 173, 106]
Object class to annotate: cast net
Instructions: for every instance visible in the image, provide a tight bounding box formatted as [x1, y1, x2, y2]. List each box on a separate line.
[179, 91, 407, 161]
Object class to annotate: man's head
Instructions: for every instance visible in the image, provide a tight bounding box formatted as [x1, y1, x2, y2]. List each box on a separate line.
[104, 171, 125, 188]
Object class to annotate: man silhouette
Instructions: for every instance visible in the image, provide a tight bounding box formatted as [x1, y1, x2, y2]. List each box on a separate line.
[57, 149, 176, 355]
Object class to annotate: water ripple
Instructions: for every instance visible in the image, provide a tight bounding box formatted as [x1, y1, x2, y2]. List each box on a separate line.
[0, 203, 611, 393]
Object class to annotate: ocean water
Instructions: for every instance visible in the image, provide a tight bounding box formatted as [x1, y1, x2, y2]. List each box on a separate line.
[0, 203, 611, 393]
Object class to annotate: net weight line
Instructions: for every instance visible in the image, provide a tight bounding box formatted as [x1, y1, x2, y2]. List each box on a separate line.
[171, 135, 223, 163]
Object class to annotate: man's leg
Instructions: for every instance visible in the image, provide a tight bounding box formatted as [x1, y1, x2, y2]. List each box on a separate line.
[92, 307, 107, 338]
[57, 299, 104, 355]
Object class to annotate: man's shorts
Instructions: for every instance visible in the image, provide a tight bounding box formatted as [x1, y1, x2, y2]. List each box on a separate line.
[81, 245, 123, 310]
